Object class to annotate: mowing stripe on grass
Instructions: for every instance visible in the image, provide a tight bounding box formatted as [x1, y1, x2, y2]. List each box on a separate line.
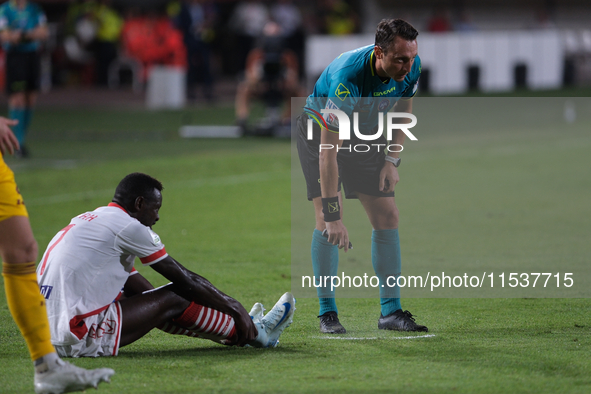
[25, 171, 289, 206]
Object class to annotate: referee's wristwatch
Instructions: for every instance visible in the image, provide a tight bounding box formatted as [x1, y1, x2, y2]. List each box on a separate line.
[384, 156, 401, 167]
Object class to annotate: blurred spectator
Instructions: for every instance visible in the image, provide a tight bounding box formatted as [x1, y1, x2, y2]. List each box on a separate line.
[318, 0, 358, 35]
[92, 0, 123, 86]
[63, 0, 122, 86]
[121, 9, 186, 82]
[0, 0, 48, 157]
[426, 6, 452, 33]
[177, 0, 217, 102]
[270, 0, 304, 74]
[167, 0, 182, 20]
[229, 0, 269, 70]
[63, 0, 97, 83]
[65, 0, 97, 44]
[235, 21, 304, 135]
[270, 0, 301, 40]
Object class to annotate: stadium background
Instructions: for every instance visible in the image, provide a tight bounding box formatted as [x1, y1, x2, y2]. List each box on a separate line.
[1, 0, 590, 393]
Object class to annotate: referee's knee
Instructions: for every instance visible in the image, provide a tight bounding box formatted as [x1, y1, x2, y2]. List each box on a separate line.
[375, 209, 399, 230]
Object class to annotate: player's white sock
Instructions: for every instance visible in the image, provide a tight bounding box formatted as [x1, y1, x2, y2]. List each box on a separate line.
[34, 352, 64, 374]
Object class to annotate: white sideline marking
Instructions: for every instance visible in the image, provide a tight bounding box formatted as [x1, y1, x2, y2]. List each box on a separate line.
[26, 171, 288, 207]
[314, 334, 436, 340]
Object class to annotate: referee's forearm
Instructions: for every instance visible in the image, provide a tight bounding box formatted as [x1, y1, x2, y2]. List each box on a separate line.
[319, 127, 341, 198]
[319, 154, 339, 198]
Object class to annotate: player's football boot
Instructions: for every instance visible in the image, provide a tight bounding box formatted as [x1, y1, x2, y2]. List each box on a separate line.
[34, 359, 114, 394]
[248, 302, 265, 324]
[262, 292, 296, 347]
[250, 292, 296, 348]
[378, 309, 428, 332]
[318, 311, 346, 334]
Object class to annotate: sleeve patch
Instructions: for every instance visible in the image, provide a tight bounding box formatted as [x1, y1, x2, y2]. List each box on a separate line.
[324, 99, 340, 128]
[149, 229, 162, 246]
[326, 98, 339, 110]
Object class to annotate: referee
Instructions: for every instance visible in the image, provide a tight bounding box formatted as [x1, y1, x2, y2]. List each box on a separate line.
[0, 0, 48, 158]
[296, 19, 428, 334]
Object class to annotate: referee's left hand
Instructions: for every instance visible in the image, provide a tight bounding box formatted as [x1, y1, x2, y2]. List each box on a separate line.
[379, 161, 399, 193]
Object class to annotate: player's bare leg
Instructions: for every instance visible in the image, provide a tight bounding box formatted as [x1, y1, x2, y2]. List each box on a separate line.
[119, 284, 191, 346]
[0, 216, 114, 394]
[358, 193, 428, 332]
[235, 80, 254, 133]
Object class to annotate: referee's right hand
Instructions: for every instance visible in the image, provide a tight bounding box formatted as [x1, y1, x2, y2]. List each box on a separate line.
[325, 220, 351, 252]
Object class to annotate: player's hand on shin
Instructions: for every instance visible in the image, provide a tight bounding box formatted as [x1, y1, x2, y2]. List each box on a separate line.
[229, 305, 257, 346]
[0, 117, 20, 155]
[380, 161, 399, 193]
[325, 220, 350, 252]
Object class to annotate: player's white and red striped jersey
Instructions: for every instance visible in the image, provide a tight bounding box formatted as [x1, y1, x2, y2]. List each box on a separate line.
[37, 202, 168, 345]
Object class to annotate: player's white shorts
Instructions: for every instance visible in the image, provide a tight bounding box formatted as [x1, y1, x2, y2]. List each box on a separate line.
[54, 302, 123, 358]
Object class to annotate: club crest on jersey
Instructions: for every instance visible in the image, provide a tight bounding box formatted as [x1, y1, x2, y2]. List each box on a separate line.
[379, 99, 390, 111]
[335, 83, 350, 101]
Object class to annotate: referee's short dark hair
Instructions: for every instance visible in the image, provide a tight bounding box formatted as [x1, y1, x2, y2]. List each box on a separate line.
[375, 19, 419, 53]
[114, 172, 163, 207]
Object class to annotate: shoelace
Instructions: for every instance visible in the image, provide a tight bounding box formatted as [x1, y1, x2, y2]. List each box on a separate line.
[322, 312, 339, 322]
[400, 310, 417, 322]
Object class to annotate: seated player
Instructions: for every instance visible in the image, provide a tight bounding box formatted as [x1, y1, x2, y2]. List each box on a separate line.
[37, 172, 295, 357]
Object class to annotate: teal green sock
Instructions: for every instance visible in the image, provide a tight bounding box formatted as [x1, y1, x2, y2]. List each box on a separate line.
[312, 229, 338, 316]
[319, 298, 337, 316]
[23, 107, 34, 134]
[372, 229, 402, 316]
[8, 107, 26, 146]
[380, 298, 401, 316]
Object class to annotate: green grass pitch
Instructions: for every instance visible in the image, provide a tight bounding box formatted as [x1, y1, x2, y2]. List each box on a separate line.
[1, 99, 591, 393]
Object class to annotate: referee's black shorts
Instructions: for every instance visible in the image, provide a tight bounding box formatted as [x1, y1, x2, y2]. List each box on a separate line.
[5, 51, 41, 95]
[295, 113, 395, 201]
